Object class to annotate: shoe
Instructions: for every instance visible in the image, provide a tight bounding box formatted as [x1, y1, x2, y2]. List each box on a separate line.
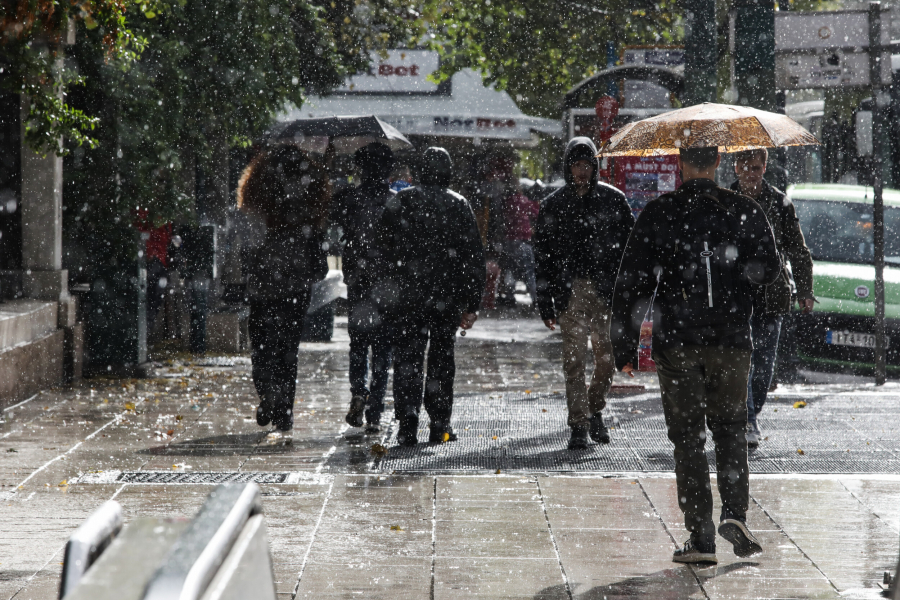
[746, 421, 761, 448]
[672, 539, 717, 564]
[397, 417, 418, 447]
[256, 400, 274, 427]
[272, 405, 293, 432]
[567, 424, 590, 450]
[364, 422, 381, 434]
[589, 412, 611, 444]
[345, 395, 366, 428]
[429, 427, 458, 443]
[718, 519, 763, 557]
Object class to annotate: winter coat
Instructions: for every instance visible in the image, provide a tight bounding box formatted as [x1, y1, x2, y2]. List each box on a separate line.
[611, 178, 782, 370]
[533, 137, 635, 320]
[330, 180, 396, 304]
[375, 184, 486, 319]
[729, 179, 814, 315]
[503, 192, 540, 241]
[242, 227, 328, 305]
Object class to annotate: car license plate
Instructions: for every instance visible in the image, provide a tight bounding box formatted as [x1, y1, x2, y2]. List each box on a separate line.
[826, 330, 889, 349]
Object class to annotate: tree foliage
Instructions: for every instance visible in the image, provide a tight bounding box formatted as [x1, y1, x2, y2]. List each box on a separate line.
[418, 0, 682, 119]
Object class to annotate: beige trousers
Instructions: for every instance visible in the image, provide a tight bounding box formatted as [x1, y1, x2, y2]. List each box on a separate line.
[558, 279, 615, 428]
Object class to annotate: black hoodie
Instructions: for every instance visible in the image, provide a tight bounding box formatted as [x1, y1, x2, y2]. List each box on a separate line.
[533, 137, 635, 320]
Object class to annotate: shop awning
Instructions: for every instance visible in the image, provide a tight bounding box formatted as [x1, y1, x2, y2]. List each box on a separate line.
[279, 69, 562, 142]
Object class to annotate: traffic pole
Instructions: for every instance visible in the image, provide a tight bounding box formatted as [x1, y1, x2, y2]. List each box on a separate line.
[734, 0, 776, 112]
[684, 0, 717, 105]
[868, 1, 886, 385]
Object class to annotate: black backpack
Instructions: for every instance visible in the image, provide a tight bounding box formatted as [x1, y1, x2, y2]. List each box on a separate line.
[658, 189, 753, 331]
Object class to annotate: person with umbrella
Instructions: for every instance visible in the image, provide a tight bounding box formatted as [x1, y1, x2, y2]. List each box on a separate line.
[376, 147, 486, 446]
[237, 145, 331, 432]
[331, 143, 397, 433]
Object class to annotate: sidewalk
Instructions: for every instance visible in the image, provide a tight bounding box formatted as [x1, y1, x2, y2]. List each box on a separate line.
[1, 316, 899, 599]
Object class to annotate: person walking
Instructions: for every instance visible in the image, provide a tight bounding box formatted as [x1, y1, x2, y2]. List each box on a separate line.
[376, 147, 486, 447]
[238, 146, 331, 432]
[331, 143, 396, 433]
[731, 149, 814, 447]
[612, 146, 782, 564]
[533, 136, 635, 450]
[500, 180, 540, 305]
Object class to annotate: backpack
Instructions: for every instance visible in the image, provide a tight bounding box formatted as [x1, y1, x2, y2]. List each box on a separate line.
[658, 189, 753, 331]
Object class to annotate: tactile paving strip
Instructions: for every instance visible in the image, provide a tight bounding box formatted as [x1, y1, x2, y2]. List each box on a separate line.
[378, 390, 900, 474]
[117, 471, 288, 484]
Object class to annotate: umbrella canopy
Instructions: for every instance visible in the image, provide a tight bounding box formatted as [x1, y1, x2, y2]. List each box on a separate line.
[598, 102, 820, 157]
[268, 115, 414, 155]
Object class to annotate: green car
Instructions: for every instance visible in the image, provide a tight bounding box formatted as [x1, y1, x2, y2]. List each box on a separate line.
[781, 183, 900, 376]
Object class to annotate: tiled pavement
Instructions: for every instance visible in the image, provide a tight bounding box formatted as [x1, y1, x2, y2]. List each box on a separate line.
[1, 316, 899, 599]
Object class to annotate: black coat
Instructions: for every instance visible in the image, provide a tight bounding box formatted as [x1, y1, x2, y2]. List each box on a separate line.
[611, 178, 782, 370]
[242, 227, 328, 305]
[376, 184, 486, 319]
[533, 137, 635, 320]
[330, 180, 396, 304]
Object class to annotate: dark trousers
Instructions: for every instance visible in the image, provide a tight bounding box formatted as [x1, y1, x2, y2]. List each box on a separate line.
[747, 314, 783, 424]
[653, 345, 752, 543]
[249, 295, 310, 418]
[348, 301, 392, 424]
[392, 312, 458, 431]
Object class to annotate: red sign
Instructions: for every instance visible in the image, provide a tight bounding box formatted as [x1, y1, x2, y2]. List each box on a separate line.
[613, 155, 681, 213]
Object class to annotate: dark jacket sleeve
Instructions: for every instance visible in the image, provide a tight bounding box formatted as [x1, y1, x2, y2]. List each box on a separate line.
[454, 200, 487, 314]
[611, 204, 664, 371]
[738, 197, 782, 286]
[780, 198, 815, 300]
[609, 192, 637, 273]
[533, 198, 558, 321]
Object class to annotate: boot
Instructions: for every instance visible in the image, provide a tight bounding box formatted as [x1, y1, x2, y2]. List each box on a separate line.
[589, 411, 611, 444]
[256, 399, 275, 427]
[345, 394, 366, 428]
[568, 424, 590, 450]
[397, 415, 419, 447]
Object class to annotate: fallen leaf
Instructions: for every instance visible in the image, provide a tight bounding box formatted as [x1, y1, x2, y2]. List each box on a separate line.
[492, 436, 498, 440]
[390, 525, 403, 531]
[793, 401, 807, 409]
[525, 390, 531, 394]
[176, 415, 183, 421]
[533, 374, 540, 379]
[797, 448, 805, 455]
[495, 469, 501, 474]
[124, 402, 135, 411]
[442, 432, 450, 443]
[371, 444, 388, 456]
[6, 448, 17, 453]
[541, 408, 547, 413]
[58, 480, 67, 487]
[167, 429, 175, 436]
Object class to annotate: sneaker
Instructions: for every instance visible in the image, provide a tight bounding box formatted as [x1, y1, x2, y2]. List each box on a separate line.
[345, 395, 366, 428]
[364, 421, 381, 434]
[746, 421, 761, 448]
[718, 519, 763, 557]
[397, 417, 419, 447]
[429, 427, 458, 443]
[256, 400, 274, 427]
[272, 405, 293, 432]
[672, 539, 717, 564]
[567, 424, 590, 450]
[589, 412, 611, 444]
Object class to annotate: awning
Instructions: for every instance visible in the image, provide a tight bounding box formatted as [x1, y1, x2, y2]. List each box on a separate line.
[279, 69, 562, 142]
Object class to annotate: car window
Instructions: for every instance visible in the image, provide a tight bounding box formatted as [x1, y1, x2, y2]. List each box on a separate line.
[794, 199, 900, 265]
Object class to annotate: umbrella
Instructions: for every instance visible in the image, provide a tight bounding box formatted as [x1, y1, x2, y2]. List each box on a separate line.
[268, 115, 413, 155]
[598, 102, 820, 157]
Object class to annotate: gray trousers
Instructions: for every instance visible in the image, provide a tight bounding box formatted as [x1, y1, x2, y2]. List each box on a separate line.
[653, 345, 752, 542]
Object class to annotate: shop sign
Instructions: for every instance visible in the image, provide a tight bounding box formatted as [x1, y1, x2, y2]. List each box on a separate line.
[613, 156, 681, 213]
[336, 49, 441, 94]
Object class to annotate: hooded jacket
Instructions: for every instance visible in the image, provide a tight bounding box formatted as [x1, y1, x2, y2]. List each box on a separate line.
[375, 180, 486, 319]
[533, 137, 635, 320]
[611, 178, 782, 370]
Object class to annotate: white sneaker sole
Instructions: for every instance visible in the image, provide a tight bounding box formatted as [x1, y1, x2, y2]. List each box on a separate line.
[672, 552, 718, 564]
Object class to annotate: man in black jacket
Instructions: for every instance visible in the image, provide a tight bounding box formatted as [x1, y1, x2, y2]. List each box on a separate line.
[376, 147, 486, 447]
[331, 143, 396, 433]
[612, 146, 781, 564]
[533, 137, 635, 450]
[731, 149, 815, 447]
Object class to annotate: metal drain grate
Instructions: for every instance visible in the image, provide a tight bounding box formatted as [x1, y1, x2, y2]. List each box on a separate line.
[117, 471, 288, 484]
[378, 390, 900, 474]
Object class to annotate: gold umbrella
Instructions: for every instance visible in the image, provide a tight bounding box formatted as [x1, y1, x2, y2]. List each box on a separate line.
[598, 102, 820, 157]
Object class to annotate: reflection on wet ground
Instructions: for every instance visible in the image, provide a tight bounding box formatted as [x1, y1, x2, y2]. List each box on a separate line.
[0, 316, 899, 599]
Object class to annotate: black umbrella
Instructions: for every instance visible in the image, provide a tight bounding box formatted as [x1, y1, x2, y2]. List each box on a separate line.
[268, 115, 413, 155]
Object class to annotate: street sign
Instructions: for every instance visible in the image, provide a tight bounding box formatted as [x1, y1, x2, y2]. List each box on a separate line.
[774, 10, 892, 89]
[335, 50, 441, 95]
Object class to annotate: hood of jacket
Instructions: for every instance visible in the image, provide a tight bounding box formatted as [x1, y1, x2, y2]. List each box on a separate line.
[563, 136, 600, 186]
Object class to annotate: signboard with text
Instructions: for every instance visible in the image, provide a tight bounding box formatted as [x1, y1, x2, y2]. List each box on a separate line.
[335, 50, 442, 95]
[613, 156, 681, 213]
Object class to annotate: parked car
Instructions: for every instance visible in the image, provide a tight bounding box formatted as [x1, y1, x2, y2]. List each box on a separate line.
[779, 184, 900, 378]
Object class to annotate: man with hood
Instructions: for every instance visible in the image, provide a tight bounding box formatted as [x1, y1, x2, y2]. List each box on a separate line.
[611, 146, 782, 564]
[533, 136, 635, 450]
[376, 147, 486, 447]
[330, 143, 396, 433]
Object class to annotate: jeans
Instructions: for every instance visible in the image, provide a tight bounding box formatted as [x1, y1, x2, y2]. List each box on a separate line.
[654, 345, 752, 542]
[392, 312, 458, 432]
[249, 295, 310, 422]
[558, 279, 615, 428]
[747, 314, 783, 425]
[348, 300, 392, 424]
[500, 240, 537, 303]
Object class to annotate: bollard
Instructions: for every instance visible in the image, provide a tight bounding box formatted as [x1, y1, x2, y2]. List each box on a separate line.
[58, 500, 123, 598]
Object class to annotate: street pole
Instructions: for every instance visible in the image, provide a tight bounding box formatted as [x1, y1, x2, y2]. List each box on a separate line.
[734, 0, 776, 112]
[683, 0, 717, 105]
[868, 1, 886, 385]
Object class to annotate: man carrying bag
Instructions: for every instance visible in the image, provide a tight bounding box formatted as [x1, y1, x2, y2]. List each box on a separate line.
[612, 146, 781, 564]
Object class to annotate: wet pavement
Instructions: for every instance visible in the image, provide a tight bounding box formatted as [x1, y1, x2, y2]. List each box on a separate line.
[1, 315, 899, 599]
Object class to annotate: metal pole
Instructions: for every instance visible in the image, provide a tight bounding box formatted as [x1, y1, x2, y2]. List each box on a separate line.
[868, 1, 886, 385]
[683, 0, 717, 105]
